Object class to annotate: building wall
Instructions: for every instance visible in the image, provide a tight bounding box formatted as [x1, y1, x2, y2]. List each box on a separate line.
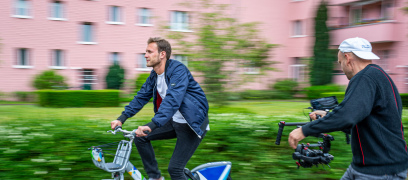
[1, 0, 407, 93]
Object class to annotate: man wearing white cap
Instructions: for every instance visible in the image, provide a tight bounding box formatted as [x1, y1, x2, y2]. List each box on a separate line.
[288, 37, 408, 179]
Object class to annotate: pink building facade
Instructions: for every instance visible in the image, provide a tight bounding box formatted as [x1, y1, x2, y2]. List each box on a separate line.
[1, 0, 407, 93]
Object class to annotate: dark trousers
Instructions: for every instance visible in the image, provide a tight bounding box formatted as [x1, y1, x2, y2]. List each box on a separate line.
[135, 120, 204, 180]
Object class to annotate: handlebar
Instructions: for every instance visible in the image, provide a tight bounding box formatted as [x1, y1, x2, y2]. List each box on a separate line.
[107, 126, 150, 138]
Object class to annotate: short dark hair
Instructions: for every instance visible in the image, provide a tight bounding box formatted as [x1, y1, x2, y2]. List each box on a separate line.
[147, 37, 172, 60]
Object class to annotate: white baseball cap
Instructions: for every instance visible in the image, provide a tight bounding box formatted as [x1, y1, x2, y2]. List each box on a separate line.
[338, 37, 380, 60]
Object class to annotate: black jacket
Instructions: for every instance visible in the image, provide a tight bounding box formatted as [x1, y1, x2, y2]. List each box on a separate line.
[302, 64, 408, 175]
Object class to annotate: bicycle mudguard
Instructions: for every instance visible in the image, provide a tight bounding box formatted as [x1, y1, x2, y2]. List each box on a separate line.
[191, 161, 232, 180]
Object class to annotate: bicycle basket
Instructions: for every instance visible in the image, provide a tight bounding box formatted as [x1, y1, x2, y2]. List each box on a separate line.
[89, 140, 132, 173]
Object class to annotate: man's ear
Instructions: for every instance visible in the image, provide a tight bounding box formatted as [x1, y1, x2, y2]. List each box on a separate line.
[160, 51, 166, 59]
[344, 53, 352, 65]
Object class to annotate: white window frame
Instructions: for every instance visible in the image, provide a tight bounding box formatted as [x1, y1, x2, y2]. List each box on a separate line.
[79, 69, 97, 86]
[170, 11, 191, 32]
[173, 55, 188, 67]
[106, 6, 124, 24]
[135, 54, 151, 71]
[78, 22, 97, 44]
[12, 0, 32, 18]
[13, 48, 33, 68]
[136, 8, 153, 26]
[292, 20, 306, 37]
[110, 52, 120, 64]
[350, 6, 362, 25]
[49, 49, 67, 69]
[48, 1, 67, 21]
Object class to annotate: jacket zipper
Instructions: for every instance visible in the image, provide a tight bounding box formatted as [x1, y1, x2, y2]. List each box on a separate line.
[179, 113, 202, 139]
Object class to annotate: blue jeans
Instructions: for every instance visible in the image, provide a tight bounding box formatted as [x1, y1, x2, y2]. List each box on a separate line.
[341, 165, 407, 180]
[135, 120, 205, 180]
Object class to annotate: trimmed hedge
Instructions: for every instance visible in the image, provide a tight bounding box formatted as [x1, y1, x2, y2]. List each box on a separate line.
[36, 90, 121, 107]
[402, 93, 408, 108]
[303, 85, 342, 100]
[239, 90, 292, 100]
[320, 92, 345, 103]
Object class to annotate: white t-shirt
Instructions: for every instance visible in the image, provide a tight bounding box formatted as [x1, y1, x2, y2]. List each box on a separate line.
[156, 72, 187, 124]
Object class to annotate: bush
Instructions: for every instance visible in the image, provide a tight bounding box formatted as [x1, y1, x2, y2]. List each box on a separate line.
[14, 91, 35, 102]
[303, 85, 342, 100]
[272, 79, 298, 96]
[320, 92, 345, 103]
[135, 73, 150, 94]
[36, 90, 120, 107]
[240, 90, 292, 100]
[32, 70, 68, 90]
[105, 63, 125, 89]
[401, 93, 408, 108]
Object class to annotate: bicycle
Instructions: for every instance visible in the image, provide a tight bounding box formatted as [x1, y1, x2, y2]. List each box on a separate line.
[89, 126, 232, 180]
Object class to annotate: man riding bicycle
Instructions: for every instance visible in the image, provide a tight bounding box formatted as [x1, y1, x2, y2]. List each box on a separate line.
[110, 37, 209, 180]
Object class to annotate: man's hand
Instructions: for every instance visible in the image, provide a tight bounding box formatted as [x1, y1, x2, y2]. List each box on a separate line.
[111, 120, 123, 130]
[309, 110, 327, 120]
[288, 127, 306, 149]
[135, 126, 152, 137]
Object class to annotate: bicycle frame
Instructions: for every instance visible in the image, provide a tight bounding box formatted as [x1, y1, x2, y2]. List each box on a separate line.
[90, 126, 232, 180]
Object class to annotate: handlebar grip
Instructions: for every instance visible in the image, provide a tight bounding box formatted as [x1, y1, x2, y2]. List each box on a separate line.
[143, 131, 150, 135]
[275, 121, 286, 145]
[115, 126, 122, 130]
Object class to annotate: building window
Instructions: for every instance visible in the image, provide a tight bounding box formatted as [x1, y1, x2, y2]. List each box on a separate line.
[108, 6, 122, 23]
[171, 11, 189, 31]
[293, 20, 303, 36]
[80, 69, 97, 90]
[243, 62, 260, 74]
[16, 48, 30, 66]
[290, 57, 307, 82]
[138, 8, 152, 25]
[14, 0, 30, 17]
[173, 55, 188, 67]
[50, 1, 64, 19]
[350, 7, 362, 25]
[377, 50, 390, 71]
[110, 52, 120, 64]
[135, 54, 148, 70]
[80, 22, 95, 43]
[51, 49, 64, 67]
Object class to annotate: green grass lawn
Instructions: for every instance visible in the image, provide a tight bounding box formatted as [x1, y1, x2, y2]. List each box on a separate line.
[1, 100, 408, 179]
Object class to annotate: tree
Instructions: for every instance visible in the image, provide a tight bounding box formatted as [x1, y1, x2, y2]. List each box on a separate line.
[105, 63, 125, 89]
[33, 70, 68, 90]
[310, 0, 336, 86]
[163, 1, 276, 105]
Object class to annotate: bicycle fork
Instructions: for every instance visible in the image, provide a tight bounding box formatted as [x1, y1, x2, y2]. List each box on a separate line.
[113, 162, 146, 180]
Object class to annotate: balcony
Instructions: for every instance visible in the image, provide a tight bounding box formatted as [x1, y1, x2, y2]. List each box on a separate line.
[329, 20, 400, 45]
[330, 0, 381, 6]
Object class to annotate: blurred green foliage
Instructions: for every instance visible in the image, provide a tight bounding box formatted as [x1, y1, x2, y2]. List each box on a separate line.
[401, 93, 408, 107]
[105, 63, 125, 90]
[3, 100, 405, 179]
[135, 73, 150, 94]
[163, 1, 277, 106]
[36, 90, 120, 107]
[303, 85, 343, 100]
[32, 70, 68, 90]
[321, 92, 345, 103]
[14, 91, 36, 102]
[272, 79, 299, 96]
[311, 1, 337, 86]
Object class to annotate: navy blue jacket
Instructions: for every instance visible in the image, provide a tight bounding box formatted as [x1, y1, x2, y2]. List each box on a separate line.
[302, 64, 408, 175]
[118, 59, 209, 138]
